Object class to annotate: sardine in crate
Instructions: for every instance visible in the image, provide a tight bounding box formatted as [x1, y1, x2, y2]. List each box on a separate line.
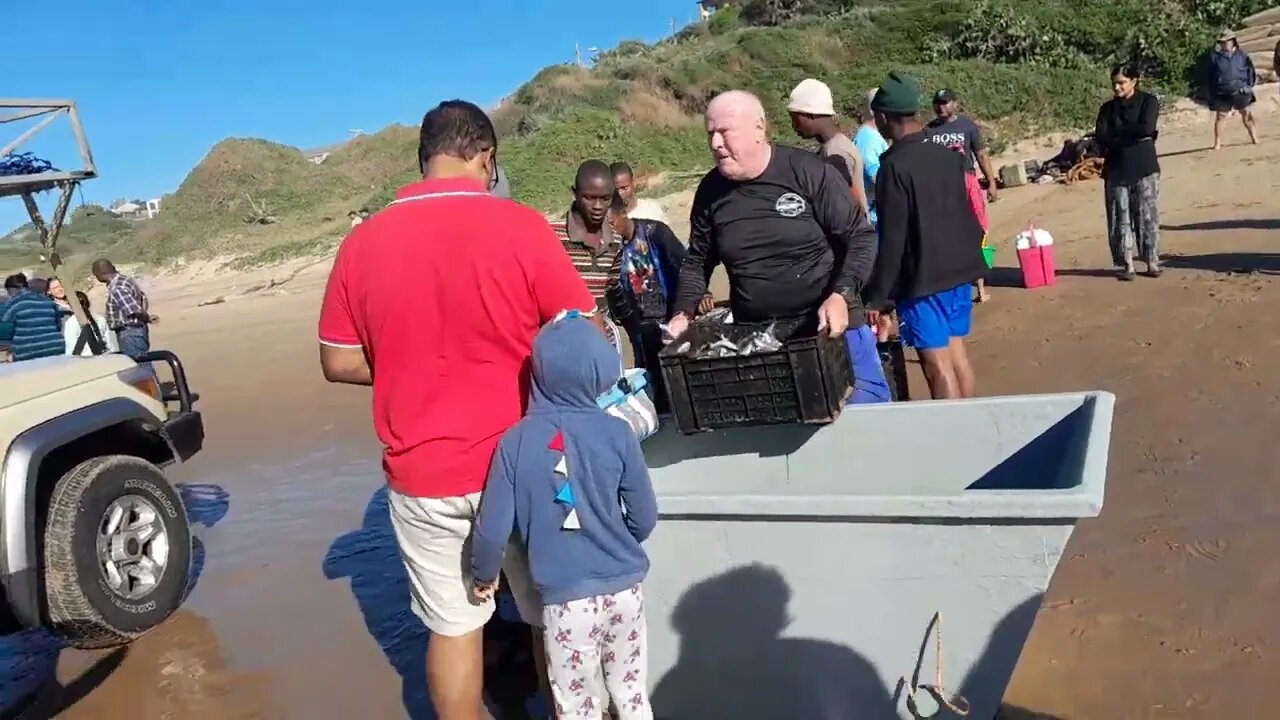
[658, 316, 853, 434]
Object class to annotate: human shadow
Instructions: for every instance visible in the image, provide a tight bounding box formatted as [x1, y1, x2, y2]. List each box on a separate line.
[0, 646, 127, 719]
[984, 266, 1025, 289]
[1160, 252, 1280, 275]
[178, 482, 231, 528]
[321, 487, 544, 720]
[178, 482, 230, 601]
[1156, 147, 1208, 160]
[323, 487, 434, 719]
[0, 481, 227, 716]
[1162, 219, 1280, 232]
[987, 265, 1131, 288]
[650, 564, 897, 720]
[653, 567, 1070, 720]
[958, 594, 1059, 720]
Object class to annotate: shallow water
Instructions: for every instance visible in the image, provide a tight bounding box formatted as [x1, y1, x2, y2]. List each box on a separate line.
[1, 444, 541, 719]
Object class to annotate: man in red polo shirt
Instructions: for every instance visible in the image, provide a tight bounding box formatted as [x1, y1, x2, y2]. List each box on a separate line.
[318, 100, 595, 720]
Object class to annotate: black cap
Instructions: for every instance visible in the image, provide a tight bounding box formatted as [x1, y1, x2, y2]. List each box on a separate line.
[933, 89, 958, 105]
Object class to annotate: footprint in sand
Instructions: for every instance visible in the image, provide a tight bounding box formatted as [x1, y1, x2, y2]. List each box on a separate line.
[1176, 538, 1227, 563]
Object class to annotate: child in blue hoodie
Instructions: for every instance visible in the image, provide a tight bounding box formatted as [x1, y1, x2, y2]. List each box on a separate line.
[472, 313, 659, 720]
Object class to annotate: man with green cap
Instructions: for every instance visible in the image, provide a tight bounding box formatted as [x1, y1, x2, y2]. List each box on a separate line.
[862, 71, 988, 401]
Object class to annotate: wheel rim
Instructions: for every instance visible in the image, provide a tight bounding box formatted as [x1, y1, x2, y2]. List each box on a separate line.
[95, 493, 170, 600]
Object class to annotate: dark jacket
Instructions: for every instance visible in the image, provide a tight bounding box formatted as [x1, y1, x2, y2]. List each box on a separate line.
[863, 132, 986, 308]
[1095, 90, 1160, 183]
[606, 219, 686, 327]
[1211, 49, 1257, 96]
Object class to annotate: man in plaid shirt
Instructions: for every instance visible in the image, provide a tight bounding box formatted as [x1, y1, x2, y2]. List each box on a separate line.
[92, 259, 151, 360]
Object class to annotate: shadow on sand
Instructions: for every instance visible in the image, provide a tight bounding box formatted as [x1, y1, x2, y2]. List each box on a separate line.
[323, 487, 543, 720]
[1159, 251, 1280, 276]
[1162, 218, 1280, 232]
[986, 265, 1135, 288]
[0, 481, 229, 718]
[651, 563, 1061, 720]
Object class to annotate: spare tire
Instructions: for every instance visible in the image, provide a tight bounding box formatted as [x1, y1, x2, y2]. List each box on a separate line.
[43, 455, 192, 649]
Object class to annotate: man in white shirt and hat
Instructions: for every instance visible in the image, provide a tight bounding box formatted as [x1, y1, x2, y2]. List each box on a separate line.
[787, 78, 870, 218]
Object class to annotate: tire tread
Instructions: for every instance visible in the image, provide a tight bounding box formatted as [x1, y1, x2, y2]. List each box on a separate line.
[43, 455, 188, 649]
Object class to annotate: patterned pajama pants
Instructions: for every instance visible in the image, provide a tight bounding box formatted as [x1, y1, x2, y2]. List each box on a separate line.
[542, 585, 653, 720]
[1105, 174, 1161, 271]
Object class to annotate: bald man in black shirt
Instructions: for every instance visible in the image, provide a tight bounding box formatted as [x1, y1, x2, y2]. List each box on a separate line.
[669, 90, 890, 404]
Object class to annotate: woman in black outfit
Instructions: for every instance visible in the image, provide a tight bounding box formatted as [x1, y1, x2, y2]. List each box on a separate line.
[1096, 62, 1162, 280]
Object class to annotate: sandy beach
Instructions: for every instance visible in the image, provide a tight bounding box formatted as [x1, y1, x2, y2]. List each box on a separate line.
[3, 94, 1280, 718]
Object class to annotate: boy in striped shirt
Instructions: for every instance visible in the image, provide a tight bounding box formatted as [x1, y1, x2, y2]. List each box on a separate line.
[548, 160, 623, 311]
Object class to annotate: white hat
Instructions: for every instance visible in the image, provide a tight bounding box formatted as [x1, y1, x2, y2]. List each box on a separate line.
[787, 78, 835, 116]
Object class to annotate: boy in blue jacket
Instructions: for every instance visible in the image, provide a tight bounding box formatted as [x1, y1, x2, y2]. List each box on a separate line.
[472, 313, 658, 720]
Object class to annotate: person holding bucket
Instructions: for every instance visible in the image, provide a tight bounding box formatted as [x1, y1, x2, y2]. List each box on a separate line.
[1095, 62, 1162, 280]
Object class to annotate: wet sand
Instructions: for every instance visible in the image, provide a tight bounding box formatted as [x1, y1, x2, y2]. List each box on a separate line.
[4, 108, 1280, 718]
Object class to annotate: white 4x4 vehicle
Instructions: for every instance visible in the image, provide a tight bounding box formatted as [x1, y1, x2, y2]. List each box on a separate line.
[0, 350, 202, 648]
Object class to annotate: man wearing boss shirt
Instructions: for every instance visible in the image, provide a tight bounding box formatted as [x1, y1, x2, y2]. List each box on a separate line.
[318, 100, 597, 720]
[667, 90, 889, 404]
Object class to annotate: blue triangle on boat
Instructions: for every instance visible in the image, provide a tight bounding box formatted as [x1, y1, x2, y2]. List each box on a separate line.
[554, 483, 575, 506]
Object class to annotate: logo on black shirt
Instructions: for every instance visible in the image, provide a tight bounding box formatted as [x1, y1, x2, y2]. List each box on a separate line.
[775, 192, 806, 218]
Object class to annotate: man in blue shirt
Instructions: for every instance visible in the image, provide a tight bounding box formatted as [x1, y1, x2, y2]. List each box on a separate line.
[853, 88, 890, 231]
[0, 276, 65, 361]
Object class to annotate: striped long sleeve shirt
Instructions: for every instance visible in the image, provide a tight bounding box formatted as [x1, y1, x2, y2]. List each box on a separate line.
[0, 291, 66, 361]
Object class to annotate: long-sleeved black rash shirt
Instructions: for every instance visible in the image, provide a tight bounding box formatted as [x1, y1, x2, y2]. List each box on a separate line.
[862, 132, 986, 309]
[673, 145, 877, 326]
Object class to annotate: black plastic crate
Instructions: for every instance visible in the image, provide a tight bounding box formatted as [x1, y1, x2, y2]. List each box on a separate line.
[659, 315, 853, 434]
[879, 338, 911, 402]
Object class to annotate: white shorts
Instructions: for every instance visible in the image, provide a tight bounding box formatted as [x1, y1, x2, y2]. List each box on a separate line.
[388, 489, 543, 637]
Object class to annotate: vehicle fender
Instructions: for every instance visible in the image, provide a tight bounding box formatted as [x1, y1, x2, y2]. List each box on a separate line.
[0, 398, 166, 628]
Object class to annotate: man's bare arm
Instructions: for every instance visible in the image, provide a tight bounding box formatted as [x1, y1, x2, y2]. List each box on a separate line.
[319, 344, 372, 385]
[977, 149, 999, 199]
[848, 153, 870, 217]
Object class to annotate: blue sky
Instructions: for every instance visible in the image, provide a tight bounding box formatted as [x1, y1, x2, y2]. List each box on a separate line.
[3, 0, 699, 233]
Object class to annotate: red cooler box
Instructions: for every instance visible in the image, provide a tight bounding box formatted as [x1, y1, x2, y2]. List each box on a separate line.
[1015, 226, 1057, 289]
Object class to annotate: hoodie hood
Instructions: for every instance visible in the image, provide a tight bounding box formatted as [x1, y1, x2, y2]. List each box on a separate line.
[530, 315, 620, 410]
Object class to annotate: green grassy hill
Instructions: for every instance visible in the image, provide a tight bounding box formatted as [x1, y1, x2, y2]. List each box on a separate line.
[2, 0, 1267, 274]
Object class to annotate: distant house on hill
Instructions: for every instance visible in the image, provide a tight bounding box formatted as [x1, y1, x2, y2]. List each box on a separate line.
[698, 0, 737, 20]
[109, 201, 145, 219]
[302, 133, 365, 165]
[302, 143, 340, 165]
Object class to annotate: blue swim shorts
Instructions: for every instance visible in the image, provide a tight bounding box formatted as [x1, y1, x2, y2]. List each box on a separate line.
[897, 283, 973, 351]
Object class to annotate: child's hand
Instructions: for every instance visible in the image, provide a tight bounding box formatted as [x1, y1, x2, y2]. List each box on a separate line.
[472, 578, 499, 603]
